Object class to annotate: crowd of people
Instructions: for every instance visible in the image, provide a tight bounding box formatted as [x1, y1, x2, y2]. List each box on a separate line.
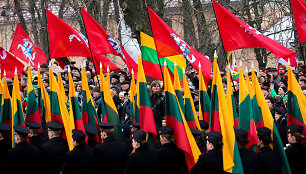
[0, 59, 306, 174]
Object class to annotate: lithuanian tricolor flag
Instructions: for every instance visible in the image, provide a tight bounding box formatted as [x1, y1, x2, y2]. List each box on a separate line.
[212, 58, 244, 174]
[174, 65, 184, 116]
[287, 66, 306, 130]
[0, 74, 12, 125]
[198, 63, 211, 122]
[81, 68, 99, 141]
[140, 32, 186, 82]
[99, 67, 108, 123]
[129, 70, 136, 122]
[226, 70, 238, 128]
[54, 57, 72, 69]
[164, 62, 201, 171]
[37, 67, 51, 123]
[183, 69, 201, 130]
[58, 73, 66, 101]
[210, 59, 221, 132]
[238, 68, 257, 150]
[49, 68, 73, 150]
[245, 74, 264, 129]
[252, 70, 291, 174]
[100, 68, 122, 139]
[12, 71, 25, 147]
[68, 69, 85, 133]
[25, 68, 40, 125]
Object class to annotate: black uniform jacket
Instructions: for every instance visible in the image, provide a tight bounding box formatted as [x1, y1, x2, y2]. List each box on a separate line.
[257, 146, 281, 174]
[285, 143, 306, 174]
[0, 139, 11, 171]
[125, 143, 161, 174]
[94, 137, 129, 174]
[158, 142, 187, 174]
[190, 149, 230, 174]
[62, 144, 98, 174]
[5, 141, 41, 174]
[40, 137, 69, 174]
[29, 134, 48, 148]
[239, 147, 260, 174]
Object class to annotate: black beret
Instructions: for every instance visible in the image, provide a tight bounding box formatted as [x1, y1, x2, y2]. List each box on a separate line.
[257, 127, 271, 137]
[120, 81, 130, 85]
[84, 123, 98, 135]
[190, 128, 202, 136]
[207, 131, 222, 142]
[132, 123, 140, 129]
[46, 121, 64, 130]
[72, 129, 86, 142]
[159, 126, 174, 135]
[0, 123, 11, 132]
[71, 61, 76, 65]
[274, 107, 285, 115]
[234, 128, 248, 139]
[111, 74, 119, 80]
[199, 120, 209, 130]
[288, 124, 304, 134]
[14, 125, 30, 135]
[132, 130, 146, 142]
[98, 123, 115, 129]
[25, 121, 42, 129]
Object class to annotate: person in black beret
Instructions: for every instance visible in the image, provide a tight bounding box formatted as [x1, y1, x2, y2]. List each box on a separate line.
[94, 122, 129, 174]
[62, 129, 98, 174]
[84, 123, 99, 148]
[26, 121, 48, 148]
[125, 130, 161, 174]
[190, 128, 206, 153]
[256, 127, 281, 174]
[5, 125, 41, 174]
[158, 126, 187, 174]
[41, 122, 69, 174]
[285, 124, 306, 174]
[235, 128, 259, 174]
[191, 131, 229, 174]
[0, 123, 11, 171]
[120, 80, 130, 92]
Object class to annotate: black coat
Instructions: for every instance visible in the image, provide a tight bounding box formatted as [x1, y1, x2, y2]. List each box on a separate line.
[285, 143, 306, 174]
[158, 143, 187, 174]
[190, 149, 230, 174]
[125, 143, 161, 174]
[239, 148, 260, 174]
[94, 137, 129, 174]
[0, 138, 11, 171]
[29, 134, 48, 148]
[40, 137, 69, 174]
[87, 139, 98, 149]
[257, 147, 281, 174]
[150, 93, 165, 128]
[62, 144, 98, 174]
[5, 141, 41, 174]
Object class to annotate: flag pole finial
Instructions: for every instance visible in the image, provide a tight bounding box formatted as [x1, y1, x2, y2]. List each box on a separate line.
[183, 66, 185, 74]
[288, 58, 291, 67]
[14, 67, 17, 76]
[198, 62, 201, 69]
[227, 64, 231, 70]
[99, 62, 102, 70]
[38, 63, 40, 69]
[107, 66, 110, 73]
[174, 60, 177, 67]
[239, 60, 243, 67]
[3, 69, 6, 77]
[245, 66, 248, 74]
[68, 65, 71, 73]
[214, 50, 217, 59]
[138, 50, 141, 58]
[251, 62, 255, 70]
[131, 68, 134, 75]
[164, 59, 167, 67]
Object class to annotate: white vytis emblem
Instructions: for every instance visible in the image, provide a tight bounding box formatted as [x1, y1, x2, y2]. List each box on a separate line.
[170, 33, 196, 63]
[69, 33, 89, 47]
[0, 47, 7, 60]
[17, 38, 35, 65]
[107, 34, 125, 58]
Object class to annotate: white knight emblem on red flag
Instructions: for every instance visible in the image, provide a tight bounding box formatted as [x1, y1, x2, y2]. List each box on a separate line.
[17, 38, 36, 65]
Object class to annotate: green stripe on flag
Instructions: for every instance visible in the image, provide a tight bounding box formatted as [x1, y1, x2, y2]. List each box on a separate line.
[164, 91, 184, 124]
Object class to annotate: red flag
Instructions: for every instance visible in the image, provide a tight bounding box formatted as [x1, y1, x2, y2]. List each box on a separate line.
[0, 48, 24, 78]
[213, 0, 297, 67]
[291, 0, 306, 43]
[9, 23, 47, 69]
[81, 8, 138, 74]
[148, 7, 212, 84]
[47, 10, 119, 72]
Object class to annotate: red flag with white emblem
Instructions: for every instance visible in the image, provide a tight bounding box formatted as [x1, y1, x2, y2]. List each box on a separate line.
[0, 47, 25, 78]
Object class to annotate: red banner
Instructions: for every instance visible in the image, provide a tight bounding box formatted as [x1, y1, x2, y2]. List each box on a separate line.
[0, 47, 25, 78]
[291, 0, 306, 43]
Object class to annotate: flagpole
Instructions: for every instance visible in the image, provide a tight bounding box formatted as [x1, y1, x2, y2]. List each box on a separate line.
[79, 7, 100, 88]
[211, 0, 238, 94]
[289, 0, 306, 65]
[43, 1, 51, 60]
[143, 0, 165, 83]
